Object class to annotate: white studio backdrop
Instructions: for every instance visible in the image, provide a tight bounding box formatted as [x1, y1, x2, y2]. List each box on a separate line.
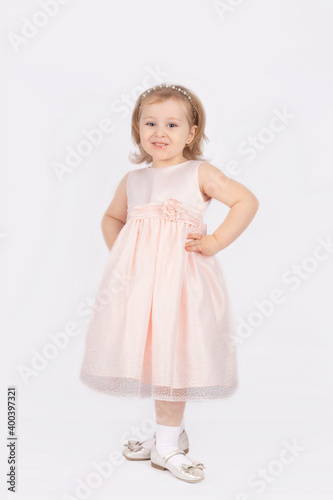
[3, 0, 333, 498]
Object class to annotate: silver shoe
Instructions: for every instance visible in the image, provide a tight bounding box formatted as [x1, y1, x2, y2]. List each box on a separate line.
[150, 442, 205, 482]
[122, 429, 189, 461]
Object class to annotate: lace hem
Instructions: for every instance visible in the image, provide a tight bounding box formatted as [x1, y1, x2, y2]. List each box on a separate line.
[79, 370, 238, 402]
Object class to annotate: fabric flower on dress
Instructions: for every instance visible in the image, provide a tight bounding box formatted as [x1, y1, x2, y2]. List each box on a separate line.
[162, 198, 184, 221]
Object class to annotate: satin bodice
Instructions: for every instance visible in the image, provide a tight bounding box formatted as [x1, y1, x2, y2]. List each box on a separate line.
[126, 160, 211, 229]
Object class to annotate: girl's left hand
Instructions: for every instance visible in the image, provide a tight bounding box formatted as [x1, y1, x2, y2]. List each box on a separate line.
[185, 233, 220, 257]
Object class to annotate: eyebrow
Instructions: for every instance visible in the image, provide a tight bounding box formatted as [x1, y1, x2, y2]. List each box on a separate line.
[142, 116, 183, 121]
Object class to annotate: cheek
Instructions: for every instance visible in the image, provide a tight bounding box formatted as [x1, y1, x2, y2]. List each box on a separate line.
[139, 129, 149, 142]
[141, 127, 152, 137]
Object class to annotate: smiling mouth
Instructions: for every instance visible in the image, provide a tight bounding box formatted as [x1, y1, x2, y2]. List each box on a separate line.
[152, 142, 168, 147]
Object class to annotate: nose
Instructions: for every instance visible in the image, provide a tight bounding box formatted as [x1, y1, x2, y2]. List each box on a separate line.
[154, 124, 166, 136]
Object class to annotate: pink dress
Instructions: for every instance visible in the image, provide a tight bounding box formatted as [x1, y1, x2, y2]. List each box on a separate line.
[79, 160, 238, 401]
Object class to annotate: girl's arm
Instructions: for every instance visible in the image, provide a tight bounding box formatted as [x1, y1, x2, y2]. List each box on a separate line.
[101, 172, 129, 251]
[199, 162, 259, 252]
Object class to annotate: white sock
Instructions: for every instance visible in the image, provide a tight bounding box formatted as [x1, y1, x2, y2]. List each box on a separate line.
[155, 423, 192, 467]
[141, 418, 185, 450]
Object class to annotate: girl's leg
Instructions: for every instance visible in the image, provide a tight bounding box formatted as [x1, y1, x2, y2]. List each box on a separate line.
[155, 400, 185, 426]
[154, 399, 193, 466]
[141, 400, 185, 450]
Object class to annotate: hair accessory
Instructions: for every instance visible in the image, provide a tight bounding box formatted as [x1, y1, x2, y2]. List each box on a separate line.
[139, 84, 197, 122]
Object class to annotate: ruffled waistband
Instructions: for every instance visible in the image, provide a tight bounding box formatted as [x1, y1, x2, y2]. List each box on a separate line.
[126, 198, 205, 231]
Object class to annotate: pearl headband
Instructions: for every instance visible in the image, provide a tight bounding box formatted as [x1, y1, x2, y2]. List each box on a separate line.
[139, 83, 197, 122]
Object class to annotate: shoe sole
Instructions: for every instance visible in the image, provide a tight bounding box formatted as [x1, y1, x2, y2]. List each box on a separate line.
[122, 447, 189, 461]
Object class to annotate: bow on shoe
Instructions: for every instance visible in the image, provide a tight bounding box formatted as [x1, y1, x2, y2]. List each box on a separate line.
[181, 461, 206, 473]
[124, 440, 143, 452]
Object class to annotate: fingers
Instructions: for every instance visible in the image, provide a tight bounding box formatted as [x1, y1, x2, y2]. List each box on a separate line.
[185, 241, 200, 251]
[185, 233, 203, 252]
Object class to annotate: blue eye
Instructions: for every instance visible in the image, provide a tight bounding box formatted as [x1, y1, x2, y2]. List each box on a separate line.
[145, 122, 177, 127]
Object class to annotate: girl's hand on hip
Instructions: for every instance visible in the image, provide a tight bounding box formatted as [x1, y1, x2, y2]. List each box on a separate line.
[185, 233, 220, 256]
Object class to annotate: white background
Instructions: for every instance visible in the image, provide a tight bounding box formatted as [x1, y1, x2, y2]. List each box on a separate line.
[3, 0, 333, 498]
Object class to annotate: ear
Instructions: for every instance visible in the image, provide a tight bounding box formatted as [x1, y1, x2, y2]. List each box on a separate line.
[189, 124, 198, 140]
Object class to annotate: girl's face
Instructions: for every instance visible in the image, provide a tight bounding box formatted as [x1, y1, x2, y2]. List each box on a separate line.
[139, 97, 197, 166]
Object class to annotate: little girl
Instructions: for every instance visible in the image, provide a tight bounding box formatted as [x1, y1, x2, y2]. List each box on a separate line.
[80, 82, 259, 483]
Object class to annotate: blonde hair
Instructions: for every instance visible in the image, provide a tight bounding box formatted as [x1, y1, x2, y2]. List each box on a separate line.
[129, 83, 209, 165]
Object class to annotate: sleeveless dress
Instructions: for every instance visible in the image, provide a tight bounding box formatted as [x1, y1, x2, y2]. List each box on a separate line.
[79, 160, 238, 401]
